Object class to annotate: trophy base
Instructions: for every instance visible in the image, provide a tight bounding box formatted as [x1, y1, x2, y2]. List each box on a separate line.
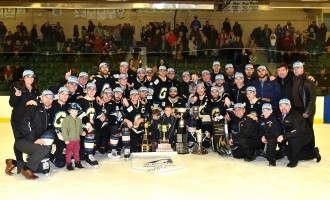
[156, 143, 173, 152]
[192, 147, 208, 155]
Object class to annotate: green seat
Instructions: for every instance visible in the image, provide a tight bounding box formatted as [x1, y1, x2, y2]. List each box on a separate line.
[0, 83, 8, 91]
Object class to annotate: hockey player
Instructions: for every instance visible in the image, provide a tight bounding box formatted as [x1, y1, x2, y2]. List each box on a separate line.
[49, 86, 70, 168]
[159, 86, 186, 110]
[76, 82, 101, 167]
[105, 87, 127, 159]
[90, 62, 115, 97]
[131, 67, 152, 90]
[245, 86, 266, 119]
[229, 72, 248, 104]
[112, 73, 131, 99]
[138, 86, 152, 120]
[77, 72, 89, 95]
[122, 89, 145, 156]
[259, 103, 282, 166]
[167, 68, 180, 89]
[152, 65, 170, 107]
[178, 71, 191, 104]
[112, 61, 136, 84]
[187, 83, 212, 150]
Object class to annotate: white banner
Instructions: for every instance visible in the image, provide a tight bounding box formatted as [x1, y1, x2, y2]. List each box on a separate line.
[74, 9, 86, 18]
[231, 1, 241, 13]
[87, 9, 96, 19]
[117, 9, 125, 19]
[4, 8, 15, 19]
[241, 2, 250, 13]
[16, 8, 26, 14]
[97, 9, 106, 20]
[249, 1, 258, 12]
[52, 9, 62, 16]
[0, 9, 3, 19]
[108, 10, 116, 19]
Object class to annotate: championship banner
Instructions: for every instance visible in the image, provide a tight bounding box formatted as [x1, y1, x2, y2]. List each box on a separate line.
[231, 1, 241, 13]
[117, 9, 125, 19]
[97, 9, 106, 20]
[241, 1, 250, 13]
[108, 10, 116, 19]
[0, 9, 3, 19]
[131, 152, 186, 173]
[52, 9, 62, 16]
[87, 9, 96, 19]
[249, 1, 259, 12]
[4, 8, 15, 19]
[74, 9, 87, 18]
[16, 8, 26, 14]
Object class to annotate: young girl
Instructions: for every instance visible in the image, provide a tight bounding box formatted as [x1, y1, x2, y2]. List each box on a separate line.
[61, 103, 84, 170]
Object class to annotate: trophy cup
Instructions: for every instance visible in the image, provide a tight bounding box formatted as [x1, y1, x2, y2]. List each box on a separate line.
[140, 120, 153, 152]
[175, 108, 189, 154]
[191, 106, 200, 119]
[156, 124, 173, 152]
[193, 129, 208, 155]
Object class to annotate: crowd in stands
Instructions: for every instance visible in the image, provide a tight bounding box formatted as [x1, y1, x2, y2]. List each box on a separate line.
[0, 17, 330, 92]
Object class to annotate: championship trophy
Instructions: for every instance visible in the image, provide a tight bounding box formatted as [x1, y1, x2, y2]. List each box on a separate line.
[140, 120, 153, 152]
[192, 129, 208, 155]
[191, 106, 200, 119]
[156, 124, 173, 152]
[175, 108, 189, 154]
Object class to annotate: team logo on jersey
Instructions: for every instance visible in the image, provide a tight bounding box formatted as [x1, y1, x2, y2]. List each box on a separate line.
[86, 107, 96, 120]
[53, 111, 67, 129]
[211, 108, 220, 121]
[159, 87, 167, 100]
[133, 114, 141, 128]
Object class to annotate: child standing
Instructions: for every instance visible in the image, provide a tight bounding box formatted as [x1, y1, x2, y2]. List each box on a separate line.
[62, 103, 84, 170]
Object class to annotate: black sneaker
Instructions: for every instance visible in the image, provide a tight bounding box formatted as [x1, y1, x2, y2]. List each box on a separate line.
[67, 164, 74, 171]
[75, 162, 84, 169]
[315, 147, 321, 162]
[287, 162, 298, 168]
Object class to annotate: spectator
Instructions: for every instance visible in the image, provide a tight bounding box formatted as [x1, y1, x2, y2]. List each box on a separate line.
[190, 15, 201, 30]
[222, 17, 231, 34]
[0, 21, 7, 45]
[233, 21, 243, 38]
[318, 23, 327, 49]
[81, 26, 88, 39]
[275, 24, 284, 40]
[178, 22, 188, 38]
[315, 67, 330, 95]
[73, 25, 79, 43]
[30, 24, 38, 43]
[262, 24, 272, 48]
[4, 64, 13, 84]
[209, 25, 218, 49]
[40, 21, 53, 44]
[94, 22, 104, 38]
[87, 21, 95, 35]
[54, 28, 66, 52]
[93, 34, 104, 53]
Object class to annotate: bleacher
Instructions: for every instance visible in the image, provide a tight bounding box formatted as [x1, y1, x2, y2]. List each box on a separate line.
[0, 43, 329, 95]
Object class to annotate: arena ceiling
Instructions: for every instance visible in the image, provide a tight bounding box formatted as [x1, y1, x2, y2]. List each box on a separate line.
[0, 0, 329, 9]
